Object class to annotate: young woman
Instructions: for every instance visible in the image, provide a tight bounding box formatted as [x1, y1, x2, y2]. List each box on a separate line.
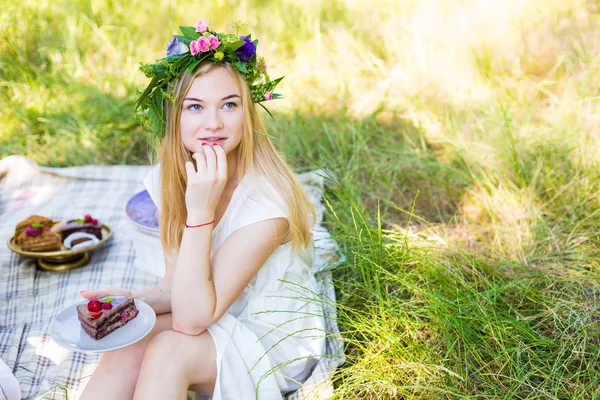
[79, 21, 325, 400]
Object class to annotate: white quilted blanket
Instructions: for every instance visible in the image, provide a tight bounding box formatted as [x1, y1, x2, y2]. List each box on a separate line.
[0, 156, 344, 400]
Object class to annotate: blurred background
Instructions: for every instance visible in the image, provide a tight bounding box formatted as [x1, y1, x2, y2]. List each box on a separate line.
[3, 0, 600, 398]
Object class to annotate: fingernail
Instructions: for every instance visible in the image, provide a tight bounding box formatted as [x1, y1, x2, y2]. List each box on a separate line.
[212, 143, 219, 146]
[201, 142, 208, 146]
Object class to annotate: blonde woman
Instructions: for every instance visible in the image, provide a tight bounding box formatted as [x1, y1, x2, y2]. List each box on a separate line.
[80, 21, 325, 400]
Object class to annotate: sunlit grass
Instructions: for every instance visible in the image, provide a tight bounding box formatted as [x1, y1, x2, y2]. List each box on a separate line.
[3, 0, 600, 398]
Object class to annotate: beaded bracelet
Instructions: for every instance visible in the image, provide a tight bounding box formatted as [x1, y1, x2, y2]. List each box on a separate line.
[185, 219, 215, 229]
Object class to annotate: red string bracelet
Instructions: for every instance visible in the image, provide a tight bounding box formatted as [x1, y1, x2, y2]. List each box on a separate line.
[185, 219, 215, 229]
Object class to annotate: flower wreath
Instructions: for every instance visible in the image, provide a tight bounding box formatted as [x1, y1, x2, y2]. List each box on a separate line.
[135, 20, 283, 136]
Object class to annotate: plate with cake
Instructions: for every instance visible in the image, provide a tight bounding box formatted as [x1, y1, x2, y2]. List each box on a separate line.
[7, 214, 113, 272]
[51, 296, 156, 353]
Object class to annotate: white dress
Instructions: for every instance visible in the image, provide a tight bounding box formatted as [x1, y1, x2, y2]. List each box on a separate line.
[144, 168, 326, 400]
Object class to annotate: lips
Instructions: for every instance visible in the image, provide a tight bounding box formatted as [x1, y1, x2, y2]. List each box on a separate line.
[199, 137, 226, 145]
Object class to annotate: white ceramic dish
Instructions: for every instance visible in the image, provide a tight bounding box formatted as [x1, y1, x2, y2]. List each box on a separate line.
[51, 298, 156, 353]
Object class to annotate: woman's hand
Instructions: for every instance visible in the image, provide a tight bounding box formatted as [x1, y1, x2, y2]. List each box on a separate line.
[82, 279, 173, 314]
[185, 144, 227, 224]
[80, 286, 133, 300]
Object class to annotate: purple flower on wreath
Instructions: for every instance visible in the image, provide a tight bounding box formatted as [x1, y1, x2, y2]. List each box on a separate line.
[166, 36, 189, 56]
[235, 36, 256, 62]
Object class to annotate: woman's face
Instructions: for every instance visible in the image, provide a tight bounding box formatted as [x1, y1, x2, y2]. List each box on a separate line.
[180, 66, 244, 156]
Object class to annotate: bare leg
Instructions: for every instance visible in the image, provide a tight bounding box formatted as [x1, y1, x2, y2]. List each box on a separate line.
[133, 330, 217, 400]
[79, 313, 173, 400]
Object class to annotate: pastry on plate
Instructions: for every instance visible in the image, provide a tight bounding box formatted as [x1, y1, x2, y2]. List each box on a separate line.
[51, 214, 102, 240]
[15, 215, 54, 239]
[77, 297, 139, 340]
[17, 229, 62, 252]
[63, 232, 100, 250]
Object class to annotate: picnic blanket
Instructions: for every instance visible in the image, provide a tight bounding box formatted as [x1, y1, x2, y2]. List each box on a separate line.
[0, 156, 345, 400]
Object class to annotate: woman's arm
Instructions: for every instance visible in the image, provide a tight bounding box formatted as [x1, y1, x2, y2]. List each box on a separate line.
[134, 255, 175, 314]
[170, 217, 289, 335]
[171, 144, 290, 335]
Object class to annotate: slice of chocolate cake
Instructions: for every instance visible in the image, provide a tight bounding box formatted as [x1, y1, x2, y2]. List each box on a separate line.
[77, 297, 139, 340]
[52, 214, 102, 241]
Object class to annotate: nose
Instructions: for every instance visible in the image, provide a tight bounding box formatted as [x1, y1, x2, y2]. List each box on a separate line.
[204, 108, 223, 131]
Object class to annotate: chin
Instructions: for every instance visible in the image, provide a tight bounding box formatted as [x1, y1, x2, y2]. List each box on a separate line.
[187, 145, 202, 155]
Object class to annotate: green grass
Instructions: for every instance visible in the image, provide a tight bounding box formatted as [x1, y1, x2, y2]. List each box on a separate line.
[3, 0, 600, 398]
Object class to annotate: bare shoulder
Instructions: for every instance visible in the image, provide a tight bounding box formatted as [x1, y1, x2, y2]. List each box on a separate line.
[229, 216, 290, 246]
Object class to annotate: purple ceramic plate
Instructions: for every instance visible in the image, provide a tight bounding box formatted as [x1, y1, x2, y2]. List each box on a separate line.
[125, 190, 159, 231]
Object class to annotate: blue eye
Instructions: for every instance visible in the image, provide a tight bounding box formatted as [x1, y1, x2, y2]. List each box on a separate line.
[223, 102, 237, 110]
[188, 104, 202, 111]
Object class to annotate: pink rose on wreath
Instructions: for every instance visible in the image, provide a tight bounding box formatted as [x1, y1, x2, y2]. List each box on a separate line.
[196, 20, 209, 33]
[191, 37, 211, 55]
[190, 40, 200, 55]
[208, 34, 220, 50]
[198, 36, 210, 52]
[264, 92, 273, 101]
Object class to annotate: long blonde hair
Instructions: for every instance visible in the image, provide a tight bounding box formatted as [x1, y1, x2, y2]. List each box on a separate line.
[159, 61, 314, 257]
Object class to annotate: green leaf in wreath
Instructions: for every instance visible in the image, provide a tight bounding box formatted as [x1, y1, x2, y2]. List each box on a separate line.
[187, 59, 202, 73]
[173, 35, 192, 45]
[258, 102, 274, 119]
[223, 39, 245, 52]
[234, 61, 248, 74]
[270, 76, 284, 86]
[180, 26, 200, 40]
[153, 64, 167, 74]
[162, 54, 187, 62]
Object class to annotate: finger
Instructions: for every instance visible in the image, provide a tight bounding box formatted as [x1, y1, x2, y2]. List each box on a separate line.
[80, 286, 132, 298]
[213, 145, 228, 180]
[203, 145, 217, 177]
[185, 161, 196, 178]
[80, 290, 99, 300]
[193, 148, 207, 173]
[80, 287, 132, 300]
[80, 289, 109, 300]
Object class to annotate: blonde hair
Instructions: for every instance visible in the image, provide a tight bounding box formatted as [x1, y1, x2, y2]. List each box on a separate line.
[158, 61, 314, 257]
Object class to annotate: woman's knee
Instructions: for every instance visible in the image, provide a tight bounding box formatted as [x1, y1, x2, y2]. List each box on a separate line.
[143, 330, 187, 365]
[137, 329, 216, 395]
[142, 330, 215, 377]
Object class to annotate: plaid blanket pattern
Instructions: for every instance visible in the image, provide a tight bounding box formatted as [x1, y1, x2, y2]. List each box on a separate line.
[0, 156, 344, 400]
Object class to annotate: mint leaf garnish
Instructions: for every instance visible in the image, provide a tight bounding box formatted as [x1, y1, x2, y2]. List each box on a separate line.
[103, 296, 115, 303]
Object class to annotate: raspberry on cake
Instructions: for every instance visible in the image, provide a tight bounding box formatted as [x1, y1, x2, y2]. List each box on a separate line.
[77, 297, 139, 340]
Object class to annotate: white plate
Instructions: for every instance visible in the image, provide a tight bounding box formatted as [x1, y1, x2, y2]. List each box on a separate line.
[51, 298, 156, 353]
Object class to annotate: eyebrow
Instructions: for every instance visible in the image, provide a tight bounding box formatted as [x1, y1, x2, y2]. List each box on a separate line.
[184, 94, 240, 102]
